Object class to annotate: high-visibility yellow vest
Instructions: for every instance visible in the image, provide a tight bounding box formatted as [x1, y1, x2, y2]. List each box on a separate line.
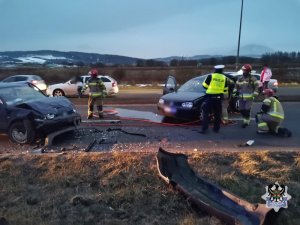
[203, 73, 227, 94]
[263, 97, 285, 119]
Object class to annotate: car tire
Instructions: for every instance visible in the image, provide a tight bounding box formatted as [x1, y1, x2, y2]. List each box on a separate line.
[8, 120, 36, 144]
[53, 89, 65, 96]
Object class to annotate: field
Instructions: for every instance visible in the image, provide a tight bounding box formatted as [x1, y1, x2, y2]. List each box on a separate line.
[0, 151, 299, 225]
[1, 65, 300, 85]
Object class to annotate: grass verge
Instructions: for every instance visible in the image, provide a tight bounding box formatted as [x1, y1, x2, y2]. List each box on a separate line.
[0, 151, 299, 225]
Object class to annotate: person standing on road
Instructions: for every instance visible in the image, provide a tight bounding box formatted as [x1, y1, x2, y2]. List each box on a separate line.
[260, 63, 272, 92]
[233, 64, 259, 128]
[255, 89, 292, 137]
[200, 65, 229, 134]
[222, 76, 235, 124]
[81, 69, 106, 119]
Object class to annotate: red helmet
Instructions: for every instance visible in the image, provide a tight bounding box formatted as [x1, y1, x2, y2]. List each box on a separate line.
[263, 89, 274, 97]
[242, 64, 252, 73]
[89, 68, 98, 78]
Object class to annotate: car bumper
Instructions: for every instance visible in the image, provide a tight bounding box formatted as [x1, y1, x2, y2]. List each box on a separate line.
[157, 104, 199, 120]
[34, 113, 81, 133]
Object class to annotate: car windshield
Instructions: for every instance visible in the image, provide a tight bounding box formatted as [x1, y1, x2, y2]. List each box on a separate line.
[178, 76, 206, 93]
[0, 83, 46, 106]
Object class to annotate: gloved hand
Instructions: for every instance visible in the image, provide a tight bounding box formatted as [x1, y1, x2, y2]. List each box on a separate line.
[252, 92, 259, 100]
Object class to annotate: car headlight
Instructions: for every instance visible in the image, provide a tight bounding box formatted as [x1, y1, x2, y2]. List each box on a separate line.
[158, 99, 165, 104]
[45, 113, 56, 120]
[181, 102, 193, 109]
[73, 109, 77, 113]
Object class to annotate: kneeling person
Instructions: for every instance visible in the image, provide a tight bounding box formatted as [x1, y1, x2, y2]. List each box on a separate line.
[256, 89, 292, 137]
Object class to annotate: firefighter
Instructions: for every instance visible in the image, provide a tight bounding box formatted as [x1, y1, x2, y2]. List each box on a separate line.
[222, 76, 235, 124]
[81, 69, 106, 119]
[256, 89, 292, 137]
[200, 65, 229, 134]
[233, 64, 259, 128]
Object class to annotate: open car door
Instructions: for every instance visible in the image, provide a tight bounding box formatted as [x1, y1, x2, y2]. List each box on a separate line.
[163, 75, 177, 95]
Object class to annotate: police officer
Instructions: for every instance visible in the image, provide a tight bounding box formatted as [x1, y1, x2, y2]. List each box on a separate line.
[200, 65, 229, 133]
[81, 69, 106, 119]
[234, 64, 259, 128]
[256, 89, 292, 137]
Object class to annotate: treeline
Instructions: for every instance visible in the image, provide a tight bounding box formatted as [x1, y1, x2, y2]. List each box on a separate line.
[133, 51, 300, 67]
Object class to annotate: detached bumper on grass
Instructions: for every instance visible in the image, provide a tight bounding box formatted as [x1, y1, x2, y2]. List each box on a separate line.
[156, 148, 276, 225]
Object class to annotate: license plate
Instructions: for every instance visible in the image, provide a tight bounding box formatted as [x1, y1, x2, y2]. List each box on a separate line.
[164, 106, 176, 114]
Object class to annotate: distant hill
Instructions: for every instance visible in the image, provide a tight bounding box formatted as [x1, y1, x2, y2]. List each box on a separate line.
[0, 45, 273, 67]
[0, 50, 141, 67]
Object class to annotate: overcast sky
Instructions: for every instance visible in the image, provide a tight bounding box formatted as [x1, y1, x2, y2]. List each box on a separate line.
[0, 0, 299, 59]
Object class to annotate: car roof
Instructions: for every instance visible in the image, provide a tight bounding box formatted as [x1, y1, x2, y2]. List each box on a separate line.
[4, 74, 40, 77]
[0, 81, 29, 88]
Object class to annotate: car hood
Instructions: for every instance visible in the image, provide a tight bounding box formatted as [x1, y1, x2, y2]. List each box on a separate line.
[16, 97, 74, 114]
[161, 91, 205, 102]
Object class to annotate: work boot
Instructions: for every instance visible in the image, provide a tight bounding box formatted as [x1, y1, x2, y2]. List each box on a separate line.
[242, 123, 248, 128]
[213, 128, 219, 133]
[199, 130, 208, 134]
[256, 130, 268, 134]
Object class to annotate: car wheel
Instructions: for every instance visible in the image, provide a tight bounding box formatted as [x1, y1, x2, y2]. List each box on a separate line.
[8, 120, 36, 144]
[53, 89, 65, 96]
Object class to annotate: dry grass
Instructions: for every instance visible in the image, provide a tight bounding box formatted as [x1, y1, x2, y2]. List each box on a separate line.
[0, 151, 299, 225]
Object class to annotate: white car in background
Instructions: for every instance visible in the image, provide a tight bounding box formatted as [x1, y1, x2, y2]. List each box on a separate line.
[226, 70, 278, 92]
[46, 75, 119, 97]
[0, 74, 47, 91]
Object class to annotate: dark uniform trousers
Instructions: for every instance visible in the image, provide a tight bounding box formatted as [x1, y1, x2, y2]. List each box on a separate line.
[202, 95, 222, 132]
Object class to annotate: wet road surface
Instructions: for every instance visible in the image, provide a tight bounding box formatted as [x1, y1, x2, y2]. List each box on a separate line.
[1, 101, 299, 154]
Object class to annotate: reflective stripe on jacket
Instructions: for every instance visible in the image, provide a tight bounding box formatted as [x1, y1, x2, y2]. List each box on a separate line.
[82, 77, 106, 97]
[263, 97, 284, 119]
[235, 74, 259, 100]
[203, 73, 227, 94]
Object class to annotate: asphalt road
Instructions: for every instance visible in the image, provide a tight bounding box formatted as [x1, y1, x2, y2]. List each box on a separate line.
[75, 102, 300, 150]
[0, 87, 299, 153]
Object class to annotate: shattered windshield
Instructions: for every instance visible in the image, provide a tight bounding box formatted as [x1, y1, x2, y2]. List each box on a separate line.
[178, 76, 206, 93]
[0, 84, 46, 106]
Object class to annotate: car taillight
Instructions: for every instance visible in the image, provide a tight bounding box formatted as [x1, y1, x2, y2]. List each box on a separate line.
[31, 80, 38, 84]
[273, 81, 278, 86]
[112, 81, 116, 87]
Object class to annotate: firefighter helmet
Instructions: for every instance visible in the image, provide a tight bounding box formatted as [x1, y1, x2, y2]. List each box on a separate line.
[263, 89, 274, 97]
[89, 69, 98, 78]
[241, 64, 252, 73]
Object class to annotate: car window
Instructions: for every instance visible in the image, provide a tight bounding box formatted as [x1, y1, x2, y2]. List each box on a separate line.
[2, 76, 16, 82]
[15, 76, 28, 81]
[32, 75, 42, 80]
[254, 75, 260, 80]
[81, 76, 88, 83]
[0, 84, 46, 105]
[100, 77, 111, 82]
[178, 77, 206, 93]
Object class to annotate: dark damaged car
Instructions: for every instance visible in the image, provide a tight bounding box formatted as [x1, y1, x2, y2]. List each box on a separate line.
[157, 75, 207, 121]
[157, 74, 237, 121]
[0, 82, 81, 144]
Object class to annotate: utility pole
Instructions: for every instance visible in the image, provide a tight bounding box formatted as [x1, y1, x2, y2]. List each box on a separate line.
[236, 0, 244, 70]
